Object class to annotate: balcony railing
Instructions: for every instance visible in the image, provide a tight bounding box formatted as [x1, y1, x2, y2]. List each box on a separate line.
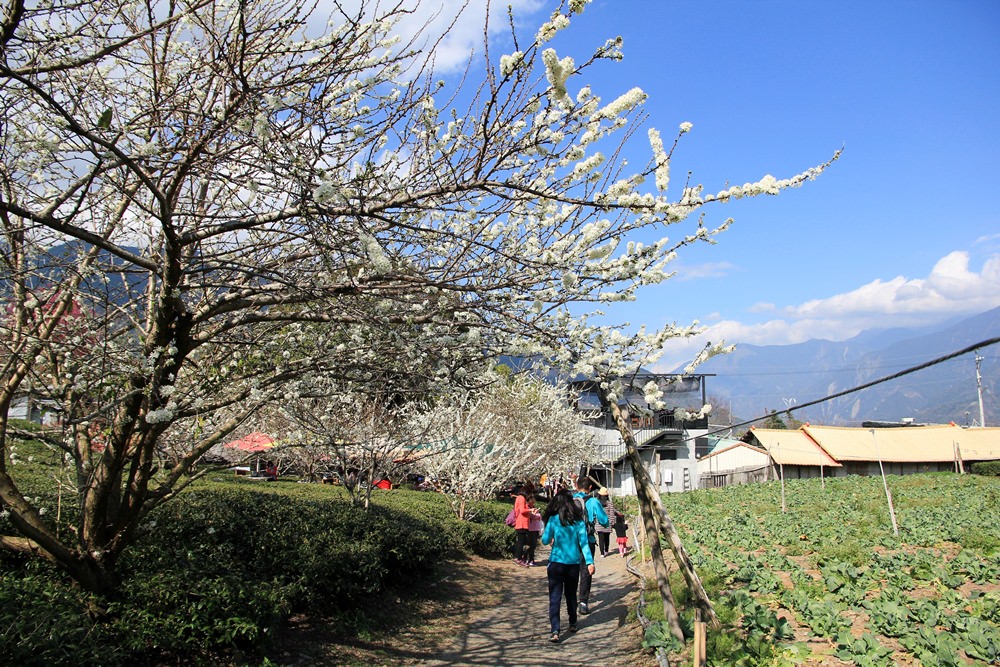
[579, 408, 708, 452]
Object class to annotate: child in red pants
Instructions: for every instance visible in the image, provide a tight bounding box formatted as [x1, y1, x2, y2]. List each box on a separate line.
[614, 511, 629, 556]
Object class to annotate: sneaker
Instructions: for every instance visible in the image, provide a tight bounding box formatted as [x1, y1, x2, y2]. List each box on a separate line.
[527, 560, 535, 567]
[579, 602, 590, 615]
[569, 624, 578, 633]
[549, 631, 560, 643]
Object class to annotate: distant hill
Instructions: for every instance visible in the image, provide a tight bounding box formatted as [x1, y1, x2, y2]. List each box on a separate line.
[685, 306, 1000, 427]
[0, 242, 146, 306]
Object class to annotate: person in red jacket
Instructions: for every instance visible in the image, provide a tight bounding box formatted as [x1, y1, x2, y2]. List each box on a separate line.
[512, 482, 540, 566]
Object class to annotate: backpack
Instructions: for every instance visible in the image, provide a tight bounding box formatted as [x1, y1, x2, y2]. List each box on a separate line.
[575, 496, 596, 539]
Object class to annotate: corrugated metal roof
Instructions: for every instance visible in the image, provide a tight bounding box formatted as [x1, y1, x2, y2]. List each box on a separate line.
[803, 424, 962, 463]
[749, 428, 843, 467]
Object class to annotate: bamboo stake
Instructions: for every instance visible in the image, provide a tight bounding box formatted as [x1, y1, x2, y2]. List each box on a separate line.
[870, 429, 899, 536]
[777, 442, 786, 513]
[780, 460, 786, 513]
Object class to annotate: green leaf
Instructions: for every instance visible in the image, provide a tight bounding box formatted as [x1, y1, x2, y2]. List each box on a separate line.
[97, 108, 113, 129]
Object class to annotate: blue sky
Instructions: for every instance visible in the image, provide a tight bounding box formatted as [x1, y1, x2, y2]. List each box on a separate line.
[387, 0, 1000, 369]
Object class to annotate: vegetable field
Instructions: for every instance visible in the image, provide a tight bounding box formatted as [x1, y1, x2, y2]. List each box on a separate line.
[660, 473, 1000, 666]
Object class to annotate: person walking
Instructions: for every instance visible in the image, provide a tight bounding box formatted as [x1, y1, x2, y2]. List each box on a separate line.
[512, 482, 540, 566]
[528, 509, 544, 566]
[540, 489, 595, 643]
[614, 510, 630, 556]
[595, 487, 615, 557]
[573, 477, 609, 615]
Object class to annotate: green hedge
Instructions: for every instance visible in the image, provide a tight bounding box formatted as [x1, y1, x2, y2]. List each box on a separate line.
[0, 479, 513, 665]
[0, 566, 118, 665]
[970, 460, 1000, 476]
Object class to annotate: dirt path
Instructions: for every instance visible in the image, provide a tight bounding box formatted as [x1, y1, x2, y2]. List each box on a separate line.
[402, 543, 656, 667]
[273, 542, 658, 666]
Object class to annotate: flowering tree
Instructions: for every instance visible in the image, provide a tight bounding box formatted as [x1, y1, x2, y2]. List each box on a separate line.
[0, 0, 836, 594]
[276, 389, 435, 509]
[411, 372, 597, 520]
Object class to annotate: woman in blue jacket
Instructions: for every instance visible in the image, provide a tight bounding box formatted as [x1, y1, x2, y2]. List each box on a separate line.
[541, 489, 596, 643]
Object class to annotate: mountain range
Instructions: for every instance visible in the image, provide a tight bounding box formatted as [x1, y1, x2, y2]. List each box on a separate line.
[682, 306, 1000, 427]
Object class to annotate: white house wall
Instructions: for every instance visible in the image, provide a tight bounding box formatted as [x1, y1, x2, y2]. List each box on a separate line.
[699, 446, 770, 477]
[9, 396, 30, 421]
[596, 433, 701, 496]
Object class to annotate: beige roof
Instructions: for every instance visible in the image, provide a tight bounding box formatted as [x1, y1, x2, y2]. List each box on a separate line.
[802, 424, 968, 463]
[699, 441, 766, 461]
[748, 428, 842, 467]
[954, 426, 1000, 461]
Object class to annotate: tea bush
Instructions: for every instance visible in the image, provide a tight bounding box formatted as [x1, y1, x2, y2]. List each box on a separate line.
[0, 473, 514, 665]
[970, 460, 1000, 476]
[0, 565, 119, 666]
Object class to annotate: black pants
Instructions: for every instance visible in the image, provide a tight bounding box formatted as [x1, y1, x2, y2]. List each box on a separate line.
[578, 542, 596, 603]
[513, 528, 536, 561]
[547, 561, 580, 633]
[598, 532, 611, 555]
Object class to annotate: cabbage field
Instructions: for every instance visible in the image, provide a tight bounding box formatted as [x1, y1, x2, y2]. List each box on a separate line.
[659, 473, 1000, 666]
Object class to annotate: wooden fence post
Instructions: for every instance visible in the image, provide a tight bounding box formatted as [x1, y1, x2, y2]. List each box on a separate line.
[693, 608, 707, 667]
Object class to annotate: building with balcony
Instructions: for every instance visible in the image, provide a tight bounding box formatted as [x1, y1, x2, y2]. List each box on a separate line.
[570, 373, 713, 496]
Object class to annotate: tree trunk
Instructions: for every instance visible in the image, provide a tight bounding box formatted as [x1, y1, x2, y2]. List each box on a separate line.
[632, 452, 685, 641]
[604, 394, 720, 629]
[646, 482, 720, 628]
[67, 554, 121, 597]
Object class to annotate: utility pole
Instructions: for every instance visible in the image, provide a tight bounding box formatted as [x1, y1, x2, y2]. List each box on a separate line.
[975, 350, 987, 427]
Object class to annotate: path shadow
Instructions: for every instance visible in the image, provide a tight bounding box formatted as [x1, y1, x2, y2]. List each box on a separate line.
[403, 550, 645, 667]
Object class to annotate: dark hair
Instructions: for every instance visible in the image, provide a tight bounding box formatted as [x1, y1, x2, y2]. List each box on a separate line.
[542, 489, 583, 527]
[576, 477, 595, 493]
[519, 481, 535, 497]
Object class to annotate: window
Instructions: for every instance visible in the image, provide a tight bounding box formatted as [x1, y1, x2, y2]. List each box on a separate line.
[695, 437, 710, 458]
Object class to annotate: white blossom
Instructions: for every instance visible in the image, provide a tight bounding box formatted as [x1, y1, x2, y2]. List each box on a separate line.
[648, 128, 670, 192]
[499, 51, 524, 76]
[359, 233, 392, 273]
[536, 13, 570, 43]
[592, 87, 647, 120]
[145, 404, 177, 424]
[542, 49, 574, 107]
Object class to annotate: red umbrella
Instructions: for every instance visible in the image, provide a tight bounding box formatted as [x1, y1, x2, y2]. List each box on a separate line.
[223, 432, 275, 452]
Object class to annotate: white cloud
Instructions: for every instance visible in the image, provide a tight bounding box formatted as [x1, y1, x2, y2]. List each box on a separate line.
[975, 232, 1000, 247]
[324, 0, 546, 73]
[654, 251, 1000, 372]
[787, 251, 1000, 320]
[748, 301, 776, 313]
[673, 260, 738, 281]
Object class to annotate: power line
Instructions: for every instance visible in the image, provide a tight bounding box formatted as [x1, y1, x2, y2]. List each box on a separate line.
[682, 336, 1000, 445]
[709, 352, 996, 378]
